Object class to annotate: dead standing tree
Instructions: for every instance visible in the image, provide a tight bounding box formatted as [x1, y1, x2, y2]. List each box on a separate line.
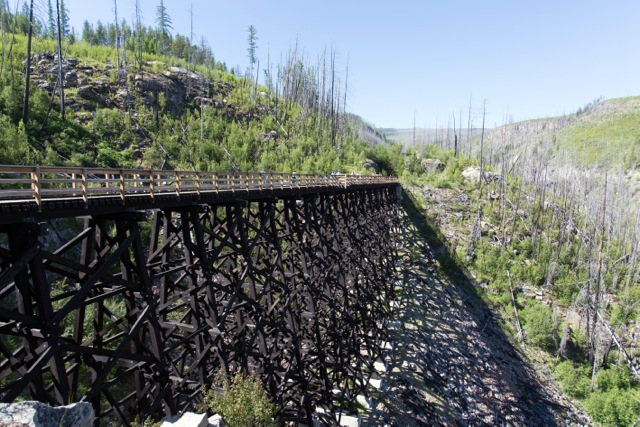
[21, 0, 34, 125]
[55, 0, 65, 119]
[478, 100, 487, 192]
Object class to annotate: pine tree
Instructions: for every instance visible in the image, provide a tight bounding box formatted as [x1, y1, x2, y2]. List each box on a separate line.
[155, 0, 172, 57]
[247, 24, 258, 76]
[47, 0, 55, 39]
[81, 20, 94, 44]
[134, 0, 143, 70]
[113, 0, 120, 71]
[59, 0, 69, 36]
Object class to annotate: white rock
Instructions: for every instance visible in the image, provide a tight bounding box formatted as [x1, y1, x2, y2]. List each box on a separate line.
[313, 411, 361, 427]
[369, 377, 384, 389]
[0, 401, 94, 427]
[161, 411, 208, 427]
[374, 359, 388, 373]
[356, 394, 373, 410]
[208, 414, 224, 426]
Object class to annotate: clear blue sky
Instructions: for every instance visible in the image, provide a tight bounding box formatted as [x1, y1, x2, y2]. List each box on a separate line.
[38, 0, 640, 128]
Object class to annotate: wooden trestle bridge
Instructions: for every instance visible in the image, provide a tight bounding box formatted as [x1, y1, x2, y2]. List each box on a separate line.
[0, 165, 400, 425]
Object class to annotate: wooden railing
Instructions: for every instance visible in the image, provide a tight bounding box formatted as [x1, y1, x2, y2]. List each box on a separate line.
[0, 165, 397, 208]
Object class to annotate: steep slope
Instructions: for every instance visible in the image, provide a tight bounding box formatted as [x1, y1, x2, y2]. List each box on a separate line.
[481, 97, 640, 170]
[365, 192, 590, 426]
[0, 35, 397, 176]
[393, 140, 640, 425]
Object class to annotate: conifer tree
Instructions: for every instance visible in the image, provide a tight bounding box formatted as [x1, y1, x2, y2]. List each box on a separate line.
[113, 0, 120, 71]
[247, 24, 258, 77]
[47, 0, 55, 39]
[134, 0, 143, 70]
[59, 0, 68, 36]
[81, 20, 93, 44]
[155, 0, 172, 57]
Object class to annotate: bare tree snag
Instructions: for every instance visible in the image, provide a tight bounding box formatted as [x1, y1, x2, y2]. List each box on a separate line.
[22, 0, 34, 125]
[508, 272, 525, 349]
[56, 0, 65, 120]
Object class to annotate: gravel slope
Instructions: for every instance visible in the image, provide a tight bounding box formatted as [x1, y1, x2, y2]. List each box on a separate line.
[363, 207, 590, 426]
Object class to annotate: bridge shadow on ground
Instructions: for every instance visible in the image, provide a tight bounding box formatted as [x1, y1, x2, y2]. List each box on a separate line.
[363, 190, 585, 426]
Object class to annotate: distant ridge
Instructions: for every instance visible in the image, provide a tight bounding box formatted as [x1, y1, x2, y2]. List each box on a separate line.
[481, 96, 640, 170]
[384, 96, 640, 171]
[379, 127, 484, 148]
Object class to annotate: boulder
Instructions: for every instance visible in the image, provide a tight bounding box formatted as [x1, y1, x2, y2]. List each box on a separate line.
[64, 71, 78, 87]
[77, 65, 94, 76]
[257, 130, 279, 142]
[363, 159, 381, 174]
[35, 79, 49, 90]
[421, 158, 444, 173]
[134, 73, 188, 116]
[168, 66, 204, 82]
[77, 81, 112, 108]
[208, 414, 224, 426]
[0, 401, 94, 427]
[461, 166, 501, 183]
[161, 412, 208, 427]
[462, 166, 481, 182]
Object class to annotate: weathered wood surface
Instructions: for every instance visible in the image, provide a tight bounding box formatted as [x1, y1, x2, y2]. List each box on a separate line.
[0, 179, 399, 426]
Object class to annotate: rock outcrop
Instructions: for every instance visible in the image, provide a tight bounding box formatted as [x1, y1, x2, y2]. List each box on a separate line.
[29, 54, 237, 118]
[421, 158, 443, 173]
[0, 401, 94, 427]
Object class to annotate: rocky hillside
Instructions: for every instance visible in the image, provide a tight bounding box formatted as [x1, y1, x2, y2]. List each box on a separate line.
[365, 202, 590, 425]
[13, 49, 392, 175]
[30, 53, 230, 114]
[30, 53, 251, 155]
[480, 97, 640, 170]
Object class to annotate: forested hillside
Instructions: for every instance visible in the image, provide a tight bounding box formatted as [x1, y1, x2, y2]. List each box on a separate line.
[0, 1, 402, 176]
[399, 99, 640, 423]
[2, 0, 640, 425]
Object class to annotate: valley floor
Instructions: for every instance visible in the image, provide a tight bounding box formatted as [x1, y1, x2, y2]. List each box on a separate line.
[363, 207, 590, 426]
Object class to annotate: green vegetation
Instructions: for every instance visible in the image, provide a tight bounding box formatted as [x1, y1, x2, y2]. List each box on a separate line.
[555, 362, 640, 426]
[2, 2, 640, 425]
[0, 5, 402, 176]
[520, 303, 557, 351]
[204, 371, 278, 427]
[555, 97, 640, 169]
[400, 143, 640, 426]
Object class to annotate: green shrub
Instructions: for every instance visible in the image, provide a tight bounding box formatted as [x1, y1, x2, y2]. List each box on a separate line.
[596, 367, 631, 392]
[520, 303, 557, 351]
[585, 388, 640, 426]
[204, 371, 278, 427]
[554, 360, 591, 399]
[0, 118, 33, 164]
